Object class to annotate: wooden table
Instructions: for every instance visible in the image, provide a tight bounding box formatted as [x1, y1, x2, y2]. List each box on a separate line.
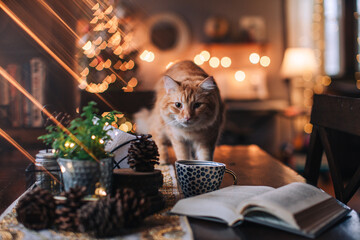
[169, 145, 360, 240]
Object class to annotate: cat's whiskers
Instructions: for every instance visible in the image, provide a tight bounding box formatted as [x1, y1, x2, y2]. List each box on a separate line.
[165, 119, 177, 126]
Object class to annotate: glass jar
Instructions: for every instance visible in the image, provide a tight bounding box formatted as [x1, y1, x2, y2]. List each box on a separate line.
[35, 149, 62, 195]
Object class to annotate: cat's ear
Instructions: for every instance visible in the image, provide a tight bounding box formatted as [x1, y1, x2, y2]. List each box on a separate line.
[200, 76, 217, 90]
[163, 75, 179, 93]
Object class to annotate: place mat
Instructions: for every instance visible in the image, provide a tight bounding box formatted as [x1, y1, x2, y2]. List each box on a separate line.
[0, 165, 193, 240]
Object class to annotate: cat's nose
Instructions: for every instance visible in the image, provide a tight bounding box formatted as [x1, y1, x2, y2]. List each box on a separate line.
[184, 116, 191, 122]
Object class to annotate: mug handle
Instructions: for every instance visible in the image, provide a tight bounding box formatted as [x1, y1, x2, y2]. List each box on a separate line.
[225, 168, 237, 185]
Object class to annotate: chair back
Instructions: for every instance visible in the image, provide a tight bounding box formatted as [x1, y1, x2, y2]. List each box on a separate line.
[304, 94, 360, 203]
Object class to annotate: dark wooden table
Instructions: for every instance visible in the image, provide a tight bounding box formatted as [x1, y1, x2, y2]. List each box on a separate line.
[169, 145, 360, 240]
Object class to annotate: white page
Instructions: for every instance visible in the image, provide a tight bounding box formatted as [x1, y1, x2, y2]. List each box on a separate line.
[171, 185, 273, 225]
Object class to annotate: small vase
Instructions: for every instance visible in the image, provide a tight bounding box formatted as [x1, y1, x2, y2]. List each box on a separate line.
[57, 157, 112, 195]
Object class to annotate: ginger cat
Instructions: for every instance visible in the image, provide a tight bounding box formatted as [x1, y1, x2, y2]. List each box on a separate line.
[135, 60, 224, 164]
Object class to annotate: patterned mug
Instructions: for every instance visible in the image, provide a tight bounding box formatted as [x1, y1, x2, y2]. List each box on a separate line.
[175, 160, 237, 198]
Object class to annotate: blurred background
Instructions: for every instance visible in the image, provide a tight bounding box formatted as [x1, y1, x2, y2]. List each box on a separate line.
[1, 0, 360, 212]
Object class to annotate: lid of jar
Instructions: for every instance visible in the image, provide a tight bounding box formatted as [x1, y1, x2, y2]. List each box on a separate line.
[36, 150, 56, 160]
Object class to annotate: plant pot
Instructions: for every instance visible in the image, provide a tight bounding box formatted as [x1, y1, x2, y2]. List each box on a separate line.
[57, 157, 113, 195]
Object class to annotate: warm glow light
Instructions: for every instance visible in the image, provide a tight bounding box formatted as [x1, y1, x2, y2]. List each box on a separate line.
[280, 48, 317, 77]
[194, 55, 204, 65]
[249, 53, 260, 64]
[99, 41, 107, 50]
[114, 60, 122, 69]
[140, 50, 155, 62]
[125, 60, 135, 69]
[93, 36, 102, 45]
[89, 58, 98, 67]
[93, 23, 105, 31]
[92, 3, 100, 10]
[80, 67, 89, 77]
[260, 56, 271, 67]
[119, 123, 129, 132]
[82, 41, 92, 51]
[104, 59, 112, 68]
[91, 135, 96, 140]
[304, 123, 313, 134]
[95, 187, 107, 197]
[209, 57, 220, 68]
[125, 121, 133, 131]
[90, 16, 98, 24]
[96, 62, 104, 71]
[113, 46, 122, 55]
[79, 80, 87, 89]
[322, 76, 331, 86]
[128, 77, 138, 87]
[200, 50, 211, 61]
[235, 71, 246, 82]
[104, 5, 113, 15]
[221, 57, 232, 68]
[99, 139, 104, 144]
[166, 62, 174, 69]
[110, 74, 116, 83]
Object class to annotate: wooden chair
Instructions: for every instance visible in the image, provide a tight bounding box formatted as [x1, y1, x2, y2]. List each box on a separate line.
[304, 94, 360, 203]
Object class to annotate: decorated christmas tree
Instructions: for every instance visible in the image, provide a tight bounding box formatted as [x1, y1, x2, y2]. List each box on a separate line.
[77, 0, 139, 94]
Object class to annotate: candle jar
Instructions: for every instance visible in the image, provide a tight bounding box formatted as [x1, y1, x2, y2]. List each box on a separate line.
[35, 149, 62, 195]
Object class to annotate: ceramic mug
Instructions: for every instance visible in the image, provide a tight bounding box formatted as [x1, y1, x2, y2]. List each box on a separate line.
[175, 160, 237, 198]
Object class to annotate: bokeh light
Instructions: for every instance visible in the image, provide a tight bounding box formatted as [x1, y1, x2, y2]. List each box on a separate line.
[249, 53, 260, 64]
[209, 57, 220, 68]
[194, 55, 204, 65]
[221, 57, 231, 68]
[200, 50, 210, 61]
[235, 71, 246, 82]
[260, 56, 271, 67]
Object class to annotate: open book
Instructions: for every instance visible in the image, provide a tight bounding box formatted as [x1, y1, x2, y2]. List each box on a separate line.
[170, 182, 351, 238]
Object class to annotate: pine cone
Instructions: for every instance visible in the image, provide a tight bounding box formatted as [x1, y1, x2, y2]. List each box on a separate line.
[117, 188, 148, 227]
[77, 195, 124, 237]
[128, 134, 160, 172]
[54, 186, 87, 232]
[16, 187, 55, 230]
[42, 106, 72, 128]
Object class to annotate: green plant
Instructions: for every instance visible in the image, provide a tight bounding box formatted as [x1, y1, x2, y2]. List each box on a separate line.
[39, 101, 121, 160]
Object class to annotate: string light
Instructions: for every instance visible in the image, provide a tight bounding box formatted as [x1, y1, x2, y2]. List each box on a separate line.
[249, 53, 260, 64]
[260, 56, 271, 67]
[220, 57, 231, 68]
[194, 55, 204, 65]
[200, 50, 211, 61]
[209, 57, 220, 68]
[140, 50, 155, 62]
[91, 135, 96, 140]
[235, 71, 246, 82]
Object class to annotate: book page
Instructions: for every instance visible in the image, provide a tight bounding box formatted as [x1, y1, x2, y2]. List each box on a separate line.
[171, 185, 273, 225]
[237, 182, 333, 228]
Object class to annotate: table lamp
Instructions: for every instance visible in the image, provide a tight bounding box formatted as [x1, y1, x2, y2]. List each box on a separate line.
[280, 48, 317, 105]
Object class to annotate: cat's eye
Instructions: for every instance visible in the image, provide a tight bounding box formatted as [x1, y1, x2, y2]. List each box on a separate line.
[175, 102, 182, 108]
[193, 102, 201, 109]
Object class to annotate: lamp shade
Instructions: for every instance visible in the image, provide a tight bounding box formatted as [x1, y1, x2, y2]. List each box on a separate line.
[280, 48, 317, 78]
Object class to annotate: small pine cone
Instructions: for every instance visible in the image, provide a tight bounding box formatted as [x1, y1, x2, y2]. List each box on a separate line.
[128, 134, 160, 172]
[54, 186, 87, 232]
[116, 188, 148, 227]
[16, 187, 55, 230]
[43, 110, 72, 128]
[77, 195, 124, 237]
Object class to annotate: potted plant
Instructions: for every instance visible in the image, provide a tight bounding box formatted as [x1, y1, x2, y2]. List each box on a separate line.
[38, 101, 121, 195]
